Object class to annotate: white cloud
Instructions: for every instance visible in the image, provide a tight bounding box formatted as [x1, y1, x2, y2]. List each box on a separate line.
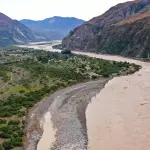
[0, 0, 133, 20]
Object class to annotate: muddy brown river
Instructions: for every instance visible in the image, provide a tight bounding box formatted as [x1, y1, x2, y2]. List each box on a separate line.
[18, 42, 150, 150]
[75, 52, 150, 150]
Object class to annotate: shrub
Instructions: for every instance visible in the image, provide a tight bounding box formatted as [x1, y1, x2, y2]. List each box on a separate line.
[2, 140, 13, 150]
[1, 137, 23, 150]
[0, 124, 23, 139]
[0, 119, 7, 124]
[91, 74, 98, 79]
[61, 50, 72, 55]
[18, 111, 26, 117]
[0, 144, 3, 150]
[19, 90, 26, 94]
[8, 120, 20, 125]
[101, 71, 110, 77]
[10, 137, 23, 147]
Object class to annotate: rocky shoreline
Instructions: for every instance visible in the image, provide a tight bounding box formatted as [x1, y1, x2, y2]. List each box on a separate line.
[24, 79, 109, 150]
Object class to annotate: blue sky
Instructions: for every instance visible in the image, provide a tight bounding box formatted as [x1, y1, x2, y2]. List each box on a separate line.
[0, 0, 132, 20]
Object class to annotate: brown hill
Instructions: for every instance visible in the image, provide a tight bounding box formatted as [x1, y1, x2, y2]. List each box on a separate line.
[62, 0, 150, 58]
[0, 12, 35, 46]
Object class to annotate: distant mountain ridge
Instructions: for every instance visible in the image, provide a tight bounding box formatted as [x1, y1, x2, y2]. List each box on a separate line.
[0, 12, 35, 46]
[0, 13, 84, 46]
[62, 0, 150, 58]
[20, 16, 85, 40]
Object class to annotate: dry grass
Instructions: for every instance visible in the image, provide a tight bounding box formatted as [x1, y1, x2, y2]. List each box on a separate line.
[118, 11, 150, 25]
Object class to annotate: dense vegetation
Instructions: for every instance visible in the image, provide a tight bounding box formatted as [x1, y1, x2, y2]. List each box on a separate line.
[0, 47, 140, 149]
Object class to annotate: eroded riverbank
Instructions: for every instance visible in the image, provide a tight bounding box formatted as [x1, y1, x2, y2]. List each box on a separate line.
[25, 79, 109, 150]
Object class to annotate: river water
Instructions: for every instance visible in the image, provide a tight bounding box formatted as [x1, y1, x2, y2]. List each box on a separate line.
[37, 112, 56, 150]
[74, 52, 150, 150]
[19, 42, 150, 150]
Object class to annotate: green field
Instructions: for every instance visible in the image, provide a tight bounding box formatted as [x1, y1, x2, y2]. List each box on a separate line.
[0, 48, 140, 150]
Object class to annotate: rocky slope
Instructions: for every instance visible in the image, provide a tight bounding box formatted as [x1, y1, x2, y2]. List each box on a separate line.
[0, 12, 35, 46]
[21, 16, 84, 40]
[62, 0, 150, 58]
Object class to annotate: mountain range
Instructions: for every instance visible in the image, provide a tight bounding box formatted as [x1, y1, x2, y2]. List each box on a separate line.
[0, 12, 35, 46]
[20, 17, 84, 41]
[0, 13, 84, 46]
[62, 0, 150, 58]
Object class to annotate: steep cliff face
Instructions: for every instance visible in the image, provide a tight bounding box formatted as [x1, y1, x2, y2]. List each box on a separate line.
[62, 0, 150, 58]
[0, 13, 35, 46]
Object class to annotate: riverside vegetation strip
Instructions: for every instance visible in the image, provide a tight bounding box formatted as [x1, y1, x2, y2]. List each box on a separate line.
[0, 47, 140, 150]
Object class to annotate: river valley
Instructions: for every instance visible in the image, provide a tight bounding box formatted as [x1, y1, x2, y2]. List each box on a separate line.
[18, 41, 150, 150]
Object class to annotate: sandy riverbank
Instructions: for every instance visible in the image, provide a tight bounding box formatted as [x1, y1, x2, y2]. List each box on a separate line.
[86, 62, 150, 150]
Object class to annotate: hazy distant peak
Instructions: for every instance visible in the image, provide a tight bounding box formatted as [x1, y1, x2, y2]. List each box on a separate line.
[20, 16, 85, 41]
